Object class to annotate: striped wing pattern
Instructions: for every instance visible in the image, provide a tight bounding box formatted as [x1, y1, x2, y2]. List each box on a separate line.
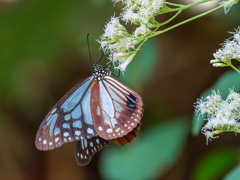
[91, 76, 144, 140]
[35, 76, 98, 151]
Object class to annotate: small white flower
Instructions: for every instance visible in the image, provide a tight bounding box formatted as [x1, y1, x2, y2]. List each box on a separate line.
[211, 62, 228, 67]
[100, 16, 128, 44]
[219, 0, 239, 14]
[118, 0, 164, 27]
[118, 53, 135, 71]
[134, 24, 152, 37]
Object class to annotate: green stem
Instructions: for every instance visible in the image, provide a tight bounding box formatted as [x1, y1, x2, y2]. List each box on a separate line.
[164, 2, 183, 7]
[150, 4, 224, 38]
[154, 9, 182, 32]
[210, 129, 225, 136]
[230, 64, 240, 73]
[164, 0, 212, 13]
[133, 38, 148, 56]
[135, 3, 224, 58]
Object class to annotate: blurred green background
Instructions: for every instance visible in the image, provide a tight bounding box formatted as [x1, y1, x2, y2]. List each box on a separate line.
[1, 0, 240, 180]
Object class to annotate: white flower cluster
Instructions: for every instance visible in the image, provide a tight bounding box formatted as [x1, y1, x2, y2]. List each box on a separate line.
[98, 0, 165, 71]
[119, 0, 164, 27]
[211, 26, 240, 67]
[195, 89, 240, 141]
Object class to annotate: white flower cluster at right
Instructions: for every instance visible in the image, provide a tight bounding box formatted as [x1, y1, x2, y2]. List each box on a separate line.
[211, 27, 240, 67]
[195, 89, 240, 141]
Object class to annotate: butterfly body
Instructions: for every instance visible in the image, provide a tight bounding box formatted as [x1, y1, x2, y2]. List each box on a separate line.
[35, 62, 144, 165]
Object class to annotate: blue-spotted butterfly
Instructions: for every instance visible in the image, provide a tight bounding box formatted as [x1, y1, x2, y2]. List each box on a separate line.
[35, 60, 144, 166]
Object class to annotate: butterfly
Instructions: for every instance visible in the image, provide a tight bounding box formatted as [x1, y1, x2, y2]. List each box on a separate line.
[35, 60, 144, 166]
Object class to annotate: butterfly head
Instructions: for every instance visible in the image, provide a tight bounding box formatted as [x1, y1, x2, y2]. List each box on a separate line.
[93, 63, 111, 81]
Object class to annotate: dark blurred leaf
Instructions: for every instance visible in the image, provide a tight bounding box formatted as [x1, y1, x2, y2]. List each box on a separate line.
[118, 38, 159, 90]
[192, 69, 240, 136]
[192, 148, 238, 180]
[223, 163, 240, 180]
[99, 117, 190, 180]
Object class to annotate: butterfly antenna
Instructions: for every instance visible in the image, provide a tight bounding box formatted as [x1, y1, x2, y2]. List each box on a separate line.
[87, 33, 93, 65]
[106, 53, 114, 69]
[112, 69, 120, 78]
[96, 48, 104, 64]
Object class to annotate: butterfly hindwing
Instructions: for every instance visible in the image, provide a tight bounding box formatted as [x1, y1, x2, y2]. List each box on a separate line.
[75, 136, 110, 166]
[90, 76, 144, 140]
[35, 76, 98, 151]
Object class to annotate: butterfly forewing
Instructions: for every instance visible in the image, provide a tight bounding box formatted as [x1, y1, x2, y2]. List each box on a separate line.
[75, 136, 110, 166]
[90, 76, 144, 140]
[35, 76, 98, 151]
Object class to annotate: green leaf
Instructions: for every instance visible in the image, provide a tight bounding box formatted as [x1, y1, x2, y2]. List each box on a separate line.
[223, 163, 240, 180]
[192, 148, 238, 180]
[117, 38, 159, 90]
[99, 117, 190, 180]
[192, 69, 240, 136]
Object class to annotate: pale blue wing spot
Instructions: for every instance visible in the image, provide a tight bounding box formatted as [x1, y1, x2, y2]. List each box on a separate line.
[81, 87, 93, 125]
[46, 114, 53, 126]
[113, 101, 123, 112]
[87, 128, 93, 134]
[97, 106, 101, 115]
[81, 140, 85, 150]
[63, 132, 69, 137]
[48, 114, 58, 136]
[54, 127, 60, 136]
[61, 77, 93, 113]
[84, 139, 87, 147]
[64, 114, 71, 121]
[110, 118, 118, 128]
[62, 123, 70, 129]
[72, 105, 81, 119]
[75, 131, 81, 136]
[100, 82, 114, 117]
[51, 108, 57, 114]
[73, 120, 82, 128]
[116, 112, 120, 118]
[102, 111, 111, 126]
